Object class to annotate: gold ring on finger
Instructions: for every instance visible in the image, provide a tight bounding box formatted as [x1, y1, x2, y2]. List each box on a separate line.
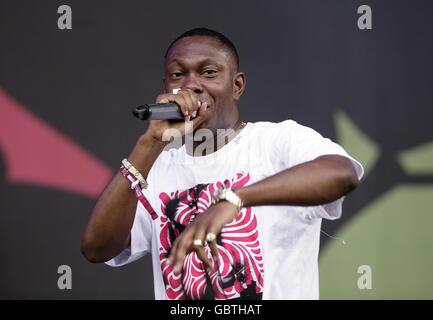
[206, 233, 216, 242]
[193, 239, 204, 247]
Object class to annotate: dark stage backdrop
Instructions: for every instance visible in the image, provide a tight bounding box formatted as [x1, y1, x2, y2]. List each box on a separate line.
[1, 0, 433, 299]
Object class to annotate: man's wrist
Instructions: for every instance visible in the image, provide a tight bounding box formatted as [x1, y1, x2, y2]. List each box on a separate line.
[126, 134, 166, 175]
[212, 186, 244, 211]
[233, 187, 248, 207]
[139, 132, 169, 148]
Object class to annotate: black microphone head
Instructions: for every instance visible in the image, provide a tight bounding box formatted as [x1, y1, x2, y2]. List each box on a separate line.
[132, 103, 183, 121]
[132, 105, 150, 120]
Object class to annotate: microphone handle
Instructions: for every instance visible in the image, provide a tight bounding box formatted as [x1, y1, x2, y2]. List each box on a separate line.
[132, 103, 184, 120]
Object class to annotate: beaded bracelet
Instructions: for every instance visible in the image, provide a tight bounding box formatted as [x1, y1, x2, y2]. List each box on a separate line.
[121, 158, 148, 189]
[119, 161, 157, 221]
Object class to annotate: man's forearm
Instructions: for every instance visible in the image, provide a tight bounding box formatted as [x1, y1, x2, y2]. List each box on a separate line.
[236, 155, 359, 207]
[81, 134, 166, 263]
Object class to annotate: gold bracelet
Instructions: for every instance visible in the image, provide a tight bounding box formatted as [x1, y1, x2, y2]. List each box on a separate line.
[212, 186, 243, 211]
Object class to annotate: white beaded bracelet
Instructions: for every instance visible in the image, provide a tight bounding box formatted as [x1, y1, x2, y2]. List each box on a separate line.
[121, 158, 148, 189]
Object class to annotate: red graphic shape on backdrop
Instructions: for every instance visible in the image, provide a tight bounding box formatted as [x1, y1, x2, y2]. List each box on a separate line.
[0, 87, 112, 198]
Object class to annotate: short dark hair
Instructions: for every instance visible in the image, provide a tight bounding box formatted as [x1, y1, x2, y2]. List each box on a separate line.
[165, 27, 240, 69]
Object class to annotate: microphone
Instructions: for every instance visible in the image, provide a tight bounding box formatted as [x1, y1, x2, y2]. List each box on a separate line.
[132, 103, 184, 121]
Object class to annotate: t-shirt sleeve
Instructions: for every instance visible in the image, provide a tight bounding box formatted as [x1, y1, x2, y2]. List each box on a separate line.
[105, 200, 152, 267]
[263, 120, 364, 220]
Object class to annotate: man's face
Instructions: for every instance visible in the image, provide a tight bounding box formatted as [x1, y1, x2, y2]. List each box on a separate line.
[164, 36, 240, 130]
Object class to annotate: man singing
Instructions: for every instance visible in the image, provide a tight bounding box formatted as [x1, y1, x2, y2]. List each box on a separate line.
[81, 28, 363, 300]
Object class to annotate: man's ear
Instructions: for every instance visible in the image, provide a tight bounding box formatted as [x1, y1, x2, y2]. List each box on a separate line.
[233, 72, 246, 101]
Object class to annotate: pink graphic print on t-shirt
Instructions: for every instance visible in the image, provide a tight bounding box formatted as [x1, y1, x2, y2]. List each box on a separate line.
[157, 173, 264, 300]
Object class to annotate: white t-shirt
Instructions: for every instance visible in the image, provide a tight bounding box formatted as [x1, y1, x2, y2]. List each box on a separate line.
[106, 120, 364, 300]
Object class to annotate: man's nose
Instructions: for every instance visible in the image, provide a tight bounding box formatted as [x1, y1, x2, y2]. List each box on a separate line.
[182, 74, 203, 94]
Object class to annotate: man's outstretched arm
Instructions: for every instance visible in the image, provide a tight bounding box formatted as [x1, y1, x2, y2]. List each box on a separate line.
[237, 154, 359, 207]
[168, 154, 359, 272]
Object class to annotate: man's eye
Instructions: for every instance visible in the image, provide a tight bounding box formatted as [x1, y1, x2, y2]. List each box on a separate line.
[170, 72, 183, 79]
[202, 70, 217, 77]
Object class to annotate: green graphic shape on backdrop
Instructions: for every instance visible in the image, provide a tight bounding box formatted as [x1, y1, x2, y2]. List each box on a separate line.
[320, 110, 433, 299]
[334, 109, 379, 177]
[319, 185, 433, 299]
[398, 140, 433, 175]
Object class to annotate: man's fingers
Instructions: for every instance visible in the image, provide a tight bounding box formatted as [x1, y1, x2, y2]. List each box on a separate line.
[178, 90, 194, 117]
[167, 198, 227, 275]
[175, 89, 200, 120]
[194, 245, 213, 271]
[167, 235, 180, 266]
[155, 92, 206, 129]
[156, 93, 191, 118]
[192, 228, 214, 271]
[174, 241, 189, 273]
[179, 89, 199, 118]
[198, 101, 208, 115]
[158, 97, 170, 104]
[205, 225, 220, 262]
[190, 102, 208, 128]
[207, 238, 219, 262]
[191, 227, 214, 271]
